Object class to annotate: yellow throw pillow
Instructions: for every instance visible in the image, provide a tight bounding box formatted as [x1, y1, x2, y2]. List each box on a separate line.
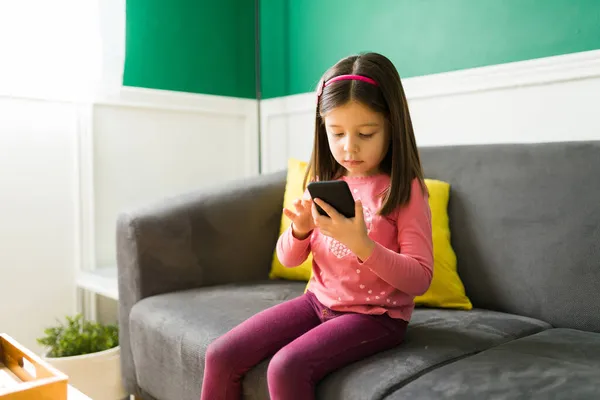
[268, 158, 313, 281]
[415, 179, 472, 310]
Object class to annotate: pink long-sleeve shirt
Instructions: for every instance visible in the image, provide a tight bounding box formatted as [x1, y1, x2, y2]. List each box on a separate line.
[276, 174, 434, 322]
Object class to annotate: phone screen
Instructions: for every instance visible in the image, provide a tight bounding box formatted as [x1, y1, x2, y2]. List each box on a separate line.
[307, 180, 355, 218]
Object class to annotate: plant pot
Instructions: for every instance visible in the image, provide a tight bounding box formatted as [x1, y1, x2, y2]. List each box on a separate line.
[43, 345, 128, 400]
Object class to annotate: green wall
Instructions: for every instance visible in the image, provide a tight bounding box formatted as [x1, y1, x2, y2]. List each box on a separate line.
[261, 0, 600, 99]
[123, 1, 600, 99]
[259, 0, 287, 100]
[124, 0, 256, 99]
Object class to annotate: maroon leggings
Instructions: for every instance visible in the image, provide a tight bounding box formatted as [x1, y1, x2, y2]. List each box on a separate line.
[200, 291, 408, 400]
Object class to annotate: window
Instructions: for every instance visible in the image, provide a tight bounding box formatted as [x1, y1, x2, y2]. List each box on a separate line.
[0, 0, 124, 101]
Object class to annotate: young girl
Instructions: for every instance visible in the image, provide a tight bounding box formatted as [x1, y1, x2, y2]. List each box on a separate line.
[201, 52, 433, 400]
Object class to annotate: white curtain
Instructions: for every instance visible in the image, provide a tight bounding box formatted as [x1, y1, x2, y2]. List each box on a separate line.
[0, 0, 125, 102]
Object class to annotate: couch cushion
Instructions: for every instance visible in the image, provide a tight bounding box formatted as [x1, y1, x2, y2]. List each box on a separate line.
[242, 308, 550, 400]
[419, 141, 600, 331]
[387, 328, 600, 399]
[130, 284, 550, 400]
[318, 308, 551, 400]
[129, 281, 306, 400]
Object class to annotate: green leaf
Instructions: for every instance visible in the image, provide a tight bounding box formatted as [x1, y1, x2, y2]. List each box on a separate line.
[36, 314, 119, 357]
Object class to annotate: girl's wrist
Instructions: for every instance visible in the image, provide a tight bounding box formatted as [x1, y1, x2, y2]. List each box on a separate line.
[352, 236, 376, 262]
[291, 223, 312, 240]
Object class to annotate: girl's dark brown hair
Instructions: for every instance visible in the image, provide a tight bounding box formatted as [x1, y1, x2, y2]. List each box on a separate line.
[303, 52, 426, 216]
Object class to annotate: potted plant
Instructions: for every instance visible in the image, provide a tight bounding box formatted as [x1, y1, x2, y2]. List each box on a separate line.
[37, 314, 127, 400]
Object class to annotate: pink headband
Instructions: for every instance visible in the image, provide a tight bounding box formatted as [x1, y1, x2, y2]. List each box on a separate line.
[316, 74, 378, 99]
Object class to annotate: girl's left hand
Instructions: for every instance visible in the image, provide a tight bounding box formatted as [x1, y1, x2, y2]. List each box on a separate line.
[312, 198, 375, 260]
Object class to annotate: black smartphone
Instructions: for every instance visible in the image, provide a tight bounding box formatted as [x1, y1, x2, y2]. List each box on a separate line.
[307, 180, 356, 218]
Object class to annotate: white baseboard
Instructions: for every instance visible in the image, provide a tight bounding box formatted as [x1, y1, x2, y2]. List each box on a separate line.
[260, 49, 600, 173]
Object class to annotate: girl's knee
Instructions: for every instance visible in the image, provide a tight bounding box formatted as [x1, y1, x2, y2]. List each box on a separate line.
[204, 337, 235, 371]
[267, 347, 306, 384]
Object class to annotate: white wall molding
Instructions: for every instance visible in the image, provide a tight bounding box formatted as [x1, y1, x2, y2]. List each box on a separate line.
[93, 86, 260, 177]
[73, 103, 98, 320]
[89, 86, 259, 272]
[260, 50, 600, 173]
[260, 94, 316, 173]
[95, 86, 258, 116]
[74, 104, 97, 274]
[403, 49, 600, 100]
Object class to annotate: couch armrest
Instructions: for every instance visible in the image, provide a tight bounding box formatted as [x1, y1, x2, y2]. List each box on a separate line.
[116, 170, 286, 395]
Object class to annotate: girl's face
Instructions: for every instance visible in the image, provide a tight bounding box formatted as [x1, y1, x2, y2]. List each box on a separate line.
[323, 101, 389, 178]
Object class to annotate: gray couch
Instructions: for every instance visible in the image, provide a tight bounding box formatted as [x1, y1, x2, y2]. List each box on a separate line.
[117, 140, 600, 400]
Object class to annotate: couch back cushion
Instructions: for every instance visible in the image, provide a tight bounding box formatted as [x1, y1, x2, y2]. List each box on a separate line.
[419, 141, 600, 332]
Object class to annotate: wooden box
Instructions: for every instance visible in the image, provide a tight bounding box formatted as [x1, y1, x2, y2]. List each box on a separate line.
[0, 333, 68, 399]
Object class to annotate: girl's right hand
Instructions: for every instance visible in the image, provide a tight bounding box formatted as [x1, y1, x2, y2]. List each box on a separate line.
[283, 198, 315, 239]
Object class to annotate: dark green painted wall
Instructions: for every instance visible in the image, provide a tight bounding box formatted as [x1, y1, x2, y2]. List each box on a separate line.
[259, 0, 287, 100]
[261, 0, 600, 99]
[124, 0, 256, 99]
